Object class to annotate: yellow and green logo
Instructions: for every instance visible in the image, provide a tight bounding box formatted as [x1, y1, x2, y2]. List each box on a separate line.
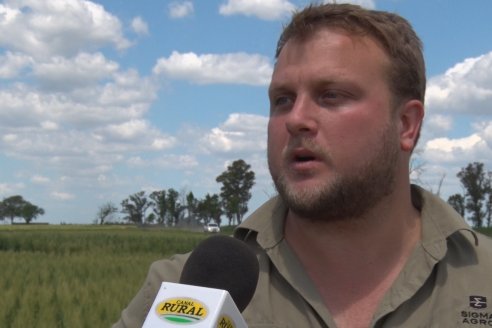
[156, 297, 208, 324]
[217, 315, 235, 328]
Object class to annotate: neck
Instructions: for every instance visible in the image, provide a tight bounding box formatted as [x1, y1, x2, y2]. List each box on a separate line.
[284, 185, 421, 328]
[285, 183, 420, 257]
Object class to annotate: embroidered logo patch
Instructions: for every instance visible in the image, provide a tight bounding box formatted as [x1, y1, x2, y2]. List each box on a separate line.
[470, 296, 488, 309]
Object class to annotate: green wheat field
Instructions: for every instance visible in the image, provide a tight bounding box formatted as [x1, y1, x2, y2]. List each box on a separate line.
[0, 225, 212, 328]
[1, 225, 491, 328]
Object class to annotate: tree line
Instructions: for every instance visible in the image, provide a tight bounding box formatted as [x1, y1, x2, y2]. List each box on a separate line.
[447, 162, 492, 228]
[96, 159, 255, 227]
[2, 160, 490, 228]
[0, 195, 45, 224]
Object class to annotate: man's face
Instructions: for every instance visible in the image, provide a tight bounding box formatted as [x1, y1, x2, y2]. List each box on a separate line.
[267, 29, 401, 220]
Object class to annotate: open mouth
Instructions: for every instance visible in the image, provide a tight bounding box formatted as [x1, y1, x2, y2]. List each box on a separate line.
[290, 148, 319, 164]
[295, 154, 316, 162]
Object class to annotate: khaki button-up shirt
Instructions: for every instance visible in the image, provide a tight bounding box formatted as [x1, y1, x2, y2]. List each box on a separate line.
[113, 186, 492, 327]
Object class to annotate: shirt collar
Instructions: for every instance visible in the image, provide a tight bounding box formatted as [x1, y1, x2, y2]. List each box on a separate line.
[414, 185, 478, 260]
[234, 196, 286, 249]
[234, 185, 477, 253]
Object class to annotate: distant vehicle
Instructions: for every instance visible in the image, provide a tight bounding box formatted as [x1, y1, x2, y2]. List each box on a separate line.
[204, 222, 220, 233]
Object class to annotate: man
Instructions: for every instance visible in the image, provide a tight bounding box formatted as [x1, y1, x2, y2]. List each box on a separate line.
[114, 4, 492, 328]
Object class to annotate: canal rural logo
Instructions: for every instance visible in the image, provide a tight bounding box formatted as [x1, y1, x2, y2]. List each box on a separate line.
[155, 297, 208, 324]
[217, 315, 235, 328]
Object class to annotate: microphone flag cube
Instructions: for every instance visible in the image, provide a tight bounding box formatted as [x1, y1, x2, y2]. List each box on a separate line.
[143, 282, 248, 328]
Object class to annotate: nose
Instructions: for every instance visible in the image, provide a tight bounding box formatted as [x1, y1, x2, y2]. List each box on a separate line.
[285, 95, 318, 137]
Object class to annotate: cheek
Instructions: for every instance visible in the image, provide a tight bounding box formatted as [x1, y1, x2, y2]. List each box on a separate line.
[321, 114, 383, 161]
[267, 119, 283, 144]
[267, 120, 285, 163]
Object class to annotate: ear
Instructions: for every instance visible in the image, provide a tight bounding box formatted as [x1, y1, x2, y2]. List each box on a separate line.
[398, 100, 424, 152]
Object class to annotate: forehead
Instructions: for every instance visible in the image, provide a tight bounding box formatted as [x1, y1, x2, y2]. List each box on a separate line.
[271, 29, 391, 87]
[278, 27, 388, 65]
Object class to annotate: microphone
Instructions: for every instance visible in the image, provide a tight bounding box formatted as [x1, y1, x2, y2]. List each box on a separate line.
[179, 235, 260, 312]
[142, 235, 259, 327]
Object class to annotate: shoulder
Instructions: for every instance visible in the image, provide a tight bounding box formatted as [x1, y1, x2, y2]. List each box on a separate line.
[146, 253, 190, 285]
[446, 230, 492, 271]
[236, 196, 287, 234]
[475, 231, 492, 257]
[112, 253, 191, 328]
[235, 196, 287, 248]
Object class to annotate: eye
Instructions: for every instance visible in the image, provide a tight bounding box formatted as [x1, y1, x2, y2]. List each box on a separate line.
[275, 96, 293, 106]
[319, 90, 351, 107]
[270, 95, 294, 114]
[322, 90, 342, 100]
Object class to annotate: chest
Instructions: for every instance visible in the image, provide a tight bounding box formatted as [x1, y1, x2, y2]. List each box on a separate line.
[313, 270, 398, 328]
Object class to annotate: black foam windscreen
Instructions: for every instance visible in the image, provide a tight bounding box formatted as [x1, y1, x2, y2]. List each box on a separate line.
[179, 235, 259, 312]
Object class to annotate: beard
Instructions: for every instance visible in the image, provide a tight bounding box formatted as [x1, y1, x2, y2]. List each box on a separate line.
[269, 124, 400, 221]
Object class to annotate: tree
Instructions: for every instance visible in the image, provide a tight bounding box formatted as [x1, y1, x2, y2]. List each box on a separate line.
[1, 195, 27, 224]
[485, 172, 492, 228]
[145, 212, 156, 224]
[0, 195, 45, 224]
[185, 191, 198, 223]
[121, 191, 151, 224]
[216, 159, 255, 226]
[96, 202, 118, 225]
[447, 194, 465, 217]
[197, 193, 222, 226]
[166, 188, 184, 226]
[457, 162, 491, 228]
[21, 202, 45, 224]
[0, 201, 6, 222]
[149, 190, 167, 224]
[186, 192, 196, 216]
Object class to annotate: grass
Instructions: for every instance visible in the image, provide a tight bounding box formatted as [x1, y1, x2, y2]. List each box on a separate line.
[1, 223, 490, 327]
[0, 225, 210, 328]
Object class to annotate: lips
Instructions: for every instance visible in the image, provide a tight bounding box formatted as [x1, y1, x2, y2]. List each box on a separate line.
[281, 139, 328, 173]
[291, 148, 318, 163]
[284, 147, 325, 174]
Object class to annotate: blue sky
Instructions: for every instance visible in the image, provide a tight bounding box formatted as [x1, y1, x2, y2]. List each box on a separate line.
[1, 0, 491, 224]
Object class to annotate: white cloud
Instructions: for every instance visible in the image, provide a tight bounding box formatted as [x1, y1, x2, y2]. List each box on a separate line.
[104, 119, 152, 140]
[3, 134, 18, 142]
[131, 16, 149, 36]
[127, 154, 198, 169]
[51, 191, 75, 201]
[426, 115, 453, 132]
[169, 1, 194, 18]
[153, 51, 272, 86]
[473, 120, 492, 149]
[426, 51, 492, 114]
[32, 52, 119, 91]
[31, 175, 50, 184]
[423, 134, 489, 164]
[418, 123, 492, 198]
[101, 119, 176, 149]
[421, 114, 453, 140]
[0, 119, 175, 183]
[0, 52, 33, 78]
[0, 0, 131, 58]
[323, 0, 376, 9]
[219, 0, 296, 20]
[151, 138, 175, 150]
[200, 113, 268, 153]
[0, 182, 25, 196]
[0, 69, 157, 129]
[40, 121, 59, 131]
